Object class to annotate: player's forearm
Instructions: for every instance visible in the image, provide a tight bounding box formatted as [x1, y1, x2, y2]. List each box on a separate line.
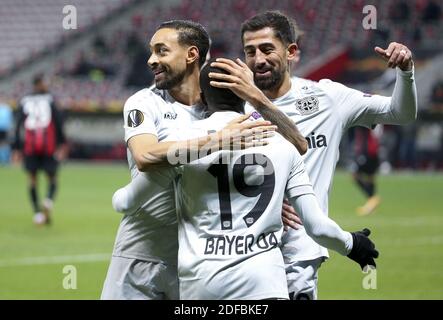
[289, 194, 353, 256]
[135, 135, 216, 171]
[112, 173, 151, 215]
[249, 91, 308, 155]
[385, 66, 418, 124]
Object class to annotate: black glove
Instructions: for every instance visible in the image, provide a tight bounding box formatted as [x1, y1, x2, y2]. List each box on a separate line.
[347, 228, 379, 270]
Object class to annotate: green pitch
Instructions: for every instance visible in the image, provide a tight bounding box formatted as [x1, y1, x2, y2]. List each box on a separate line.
[0, 163, 442, 299]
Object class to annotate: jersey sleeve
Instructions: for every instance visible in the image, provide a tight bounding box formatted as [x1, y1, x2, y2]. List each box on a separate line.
[318, 79, 391, 130]
[123, 91, 163, 143]
[50, 99, 66, 145]
[285, 148, 315, 198]
[321, 67, 417, 130]
[12, 100, 25, 150]
[112, 168, 178, 215]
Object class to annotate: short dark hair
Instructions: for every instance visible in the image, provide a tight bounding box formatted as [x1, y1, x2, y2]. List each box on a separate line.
[199, 59, 244, 114]
[241, 10, 303, 46]
[157, 20, 210, 67]
[33, 73, 44, 86]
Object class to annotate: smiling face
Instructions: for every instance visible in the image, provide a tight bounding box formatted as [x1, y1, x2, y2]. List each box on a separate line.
[243, 27, 294, 92]
[147, 28, 188, 90]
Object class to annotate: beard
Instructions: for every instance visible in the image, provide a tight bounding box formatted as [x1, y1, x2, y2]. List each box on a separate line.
[253, 67, 284, 91]
[155, 68, 186, 90]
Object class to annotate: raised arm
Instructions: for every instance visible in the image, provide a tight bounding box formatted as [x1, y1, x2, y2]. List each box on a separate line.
[209, 58, 308, 155]
[374, 42, 417, 124]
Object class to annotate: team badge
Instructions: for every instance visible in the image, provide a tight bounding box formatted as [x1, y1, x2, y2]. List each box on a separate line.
[295, 96, 319, 115]
[127, 109, 144, 128]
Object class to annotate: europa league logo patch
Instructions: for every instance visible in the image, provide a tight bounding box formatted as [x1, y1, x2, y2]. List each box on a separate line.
[127, 110, 144, 128]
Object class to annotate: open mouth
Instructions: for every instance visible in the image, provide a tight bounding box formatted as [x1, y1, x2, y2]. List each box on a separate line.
[152, 69, 165, 76]
[255, 70, 271, 78]
[153, 69, 165, 79]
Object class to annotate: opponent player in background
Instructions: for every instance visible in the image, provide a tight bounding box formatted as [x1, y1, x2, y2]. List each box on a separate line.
[209, 10, 417, 299]
[112, 61, 379, 300]
[102, 20, 305, 300]
[12, 75, 68, 226]
[351, 126, 382, 216]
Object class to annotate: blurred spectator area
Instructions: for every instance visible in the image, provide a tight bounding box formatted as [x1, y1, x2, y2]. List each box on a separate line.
[0, 0, 441, 166]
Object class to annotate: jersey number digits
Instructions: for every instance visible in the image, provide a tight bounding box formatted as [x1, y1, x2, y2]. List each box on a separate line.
[208, 154, 275, 230]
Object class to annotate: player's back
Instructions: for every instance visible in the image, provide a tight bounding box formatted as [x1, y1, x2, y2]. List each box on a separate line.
[176, 111, 301, 300]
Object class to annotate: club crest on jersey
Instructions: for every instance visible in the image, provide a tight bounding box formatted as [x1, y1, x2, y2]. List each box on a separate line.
[127, 109, 144, 128]
[295, 96, 319, 115]
[164, 111, 178, 120]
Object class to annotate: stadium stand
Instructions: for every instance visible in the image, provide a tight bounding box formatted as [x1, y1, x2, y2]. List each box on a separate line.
[0, 0, 441, 166]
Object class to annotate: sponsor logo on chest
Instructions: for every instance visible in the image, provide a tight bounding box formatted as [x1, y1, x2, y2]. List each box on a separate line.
[305, 132, 328, 149]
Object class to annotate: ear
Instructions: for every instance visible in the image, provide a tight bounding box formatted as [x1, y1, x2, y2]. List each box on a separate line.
[287, 43, 299, 63]
[186, 46, 200, 65]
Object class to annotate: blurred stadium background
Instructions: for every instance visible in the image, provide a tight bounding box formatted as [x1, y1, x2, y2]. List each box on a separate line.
[0, 0, 442, 299]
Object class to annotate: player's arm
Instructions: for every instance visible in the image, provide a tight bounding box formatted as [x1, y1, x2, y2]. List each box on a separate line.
[337, 42, 417, 128]
[209, 58, 308, 155]
[129, 114, 275, 172]
[112, 170, 176, 215]
[11, 103, 25, 163]
[286, 150, 379, 269]
[51, 100, 68, 161]
[374, 42, 417, 124]
[288, 193, 379, 269]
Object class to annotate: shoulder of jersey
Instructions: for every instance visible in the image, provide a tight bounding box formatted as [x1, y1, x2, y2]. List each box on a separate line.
[124, 87, 166, 110]
[292, 76, 344, 97]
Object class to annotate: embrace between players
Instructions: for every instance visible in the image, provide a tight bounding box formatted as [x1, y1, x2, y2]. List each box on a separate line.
[101, 11, 417, 300]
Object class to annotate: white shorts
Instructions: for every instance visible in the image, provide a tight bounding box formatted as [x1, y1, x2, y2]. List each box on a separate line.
[285, 257, 325, 300]
[101, 256, 179, 300]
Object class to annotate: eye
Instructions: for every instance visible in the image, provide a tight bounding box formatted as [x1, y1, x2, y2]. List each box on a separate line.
[245, 49, 255, 57]
[158, 47, 168, 55]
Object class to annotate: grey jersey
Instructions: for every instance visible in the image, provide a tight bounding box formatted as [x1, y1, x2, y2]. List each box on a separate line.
[246, 74, 410, 260]
[112, 88, 204, 264]
[176, 111, 314, 299]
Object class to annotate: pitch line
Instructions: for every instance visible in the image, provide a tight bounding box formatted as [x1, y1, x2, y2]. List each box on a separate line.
[0, 253, 110, 267]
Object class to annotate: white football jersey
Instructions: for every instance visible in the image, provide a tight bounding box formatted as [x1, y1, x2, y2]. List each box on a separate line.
[246, 76, 395, 261]
[176, 111, 315, 299]
[112, 88, 204, 265]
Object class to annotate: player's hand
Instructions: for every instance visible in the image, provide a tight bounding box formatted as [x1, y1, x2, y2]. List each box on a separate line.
[282, 198, 303, 231]
[375, 42, 413, 71]
[211, 113, 277, 150]
[347, 228, 379, 270]
[209, 58, 262, 103]
[11, 150, 22, 165]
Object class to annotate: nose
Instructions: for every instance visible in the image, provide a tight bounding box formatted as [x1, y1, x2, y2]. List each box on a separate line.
[147, 53, 158, 68]
[255, 50, 267, 67]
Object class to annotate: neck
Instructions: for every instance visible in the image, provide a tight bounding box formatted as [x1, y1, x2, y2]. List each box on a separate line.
[168, 68, 201, 106]
[263, 72, 292, 100]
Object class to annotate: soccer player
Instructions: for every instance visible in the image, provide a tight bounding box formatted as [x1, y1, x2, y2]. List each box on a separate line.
[101, 20, 306, 300]
[113, 61, 379, 300]
[351, 126, 382, 216]
[209, 11, 417, 299]
[12, 75, 67, 226]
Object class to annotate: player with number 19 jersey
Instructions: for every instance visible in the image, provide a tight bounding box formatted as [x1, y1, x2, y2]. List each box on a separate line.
[176, 111, 314, 300]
